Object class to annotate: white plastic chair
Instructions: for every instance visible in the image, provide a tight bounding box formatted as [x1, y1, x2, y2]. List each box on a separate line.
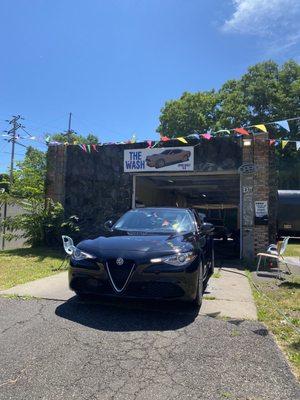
[256, 237, 292, 279]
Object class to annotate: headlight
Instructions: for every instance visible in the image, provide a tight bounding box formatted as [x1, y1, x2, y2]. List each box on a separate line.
[72, 247, 96, 261]
[151, 251, 196, 266]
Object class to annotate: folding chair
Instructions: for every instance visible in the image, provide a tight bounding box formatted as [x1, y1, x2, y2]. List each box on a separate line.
[256, 236, 292, 279]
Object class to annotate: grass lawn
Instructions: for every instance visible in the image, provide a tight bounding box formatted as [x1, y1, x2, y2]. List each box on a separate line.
[249, 274, 300, 380]
[285, 241, 300, 257]
[0, 247, 66, 290]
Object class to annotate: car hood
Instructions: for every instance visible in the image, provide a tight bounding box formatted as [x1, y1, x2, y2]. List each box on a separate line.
[77, 233, 194, 259]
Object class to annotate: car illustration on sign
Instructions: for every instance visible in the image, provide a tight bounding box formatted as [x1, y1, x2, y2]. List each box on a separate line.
[146, 149, 191, 169]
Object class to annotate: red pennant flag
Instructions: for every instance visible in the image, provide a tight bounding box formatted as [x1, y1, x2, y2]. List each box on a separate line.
[269, 139, 275, 146]
[147, 140, 152, 148]
[234, 127, 250, 136]
[80, 144, 87, 152]
[161, 136, 170, 142]
[92, 144, 98, 152]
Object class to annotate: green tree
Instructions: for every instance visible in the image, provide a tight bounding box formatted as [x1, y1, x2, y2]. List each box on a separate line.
[157, 60, 300, 189]
[0, 173, 9, 193]
[11, 146, 46, 199]
[157, 91, 219, 137]
[49, 132, 99, 144]
[158, 60, 300, 137]
[219, 60, 300, 132]
[0, 146, 79, 247]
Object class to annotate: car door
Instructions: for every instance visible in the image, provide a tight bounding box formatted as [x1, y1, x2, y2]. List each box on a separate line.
[165, 150, 174, 164]
[173, 149, 182, 163]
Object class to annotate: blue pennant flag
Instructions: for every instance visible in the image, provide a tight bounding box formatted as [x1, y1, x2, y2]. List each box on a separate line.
[276, 120, 290, 132]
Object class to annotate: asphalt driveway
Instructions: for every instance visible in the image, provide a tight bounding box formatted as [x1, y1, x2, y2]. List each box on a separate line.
[0, 297, 299, 400]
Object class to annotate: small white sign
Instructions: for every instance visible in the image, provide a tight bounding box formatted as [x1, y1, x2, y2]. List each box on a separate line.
[243, 186, 253, 194]
[255, 201, 268, 218]
[124, 147, 194, 172]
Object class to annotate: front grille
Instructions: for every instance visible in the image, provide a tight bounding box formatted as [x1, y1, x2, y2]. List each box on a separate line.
[106, 259, 135, 292]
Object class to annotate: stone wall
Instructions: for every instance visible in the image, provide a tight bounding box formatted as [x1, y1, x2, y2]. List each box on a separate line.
[46, 146, 67, 206]
[64, 145, 133, 238]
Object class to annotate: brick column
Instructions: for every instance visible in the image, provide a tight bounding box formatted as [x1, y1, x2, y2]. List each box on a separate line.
[253, 135, 274, 255]
[241, 141, 255, 260]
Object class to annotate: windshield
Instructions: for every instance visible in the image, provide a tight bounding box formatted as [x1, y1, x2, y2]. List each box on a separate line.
[113, 209, 194, 233]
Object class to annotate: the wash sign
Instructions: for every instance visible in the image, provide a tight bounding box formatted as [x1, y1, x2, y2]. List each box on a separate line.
[124, 147, 194, 172]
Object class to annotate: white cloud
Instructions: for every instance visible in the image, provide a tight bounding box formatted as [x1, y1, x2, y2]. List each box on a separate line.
[222, 0, 300, 54]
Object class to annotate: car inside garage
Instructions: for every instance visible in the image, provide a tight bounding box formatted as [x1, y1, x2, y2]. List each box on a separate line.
[133, 172, 240, 260]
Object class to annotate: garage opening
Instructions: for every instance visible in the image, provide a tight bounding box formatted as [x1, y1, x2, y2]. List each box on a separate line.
[133, 172, 240, 261]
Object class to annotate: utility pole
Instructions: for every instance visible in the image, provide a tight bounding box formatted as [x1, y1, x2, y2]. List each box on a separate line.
[67, 112, 72, 143]
[8, 115, 21, 185]
[1, 115, 23, 249]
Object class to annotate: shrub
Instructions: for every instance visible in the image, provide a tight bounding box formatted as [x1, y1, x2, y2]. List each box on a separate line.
[0, 195, 79, 247]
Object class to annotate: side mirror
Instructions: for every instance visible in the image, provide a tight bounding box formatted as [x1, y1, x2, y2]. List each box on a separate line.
[62, 235, 75, 255]
[104, 220, 114, 231]
[201, 222, 214, 234]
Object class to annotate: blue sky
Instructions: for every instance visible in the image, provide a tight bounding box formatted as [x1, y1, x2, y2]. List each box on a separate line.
[1, 0, 300, 171]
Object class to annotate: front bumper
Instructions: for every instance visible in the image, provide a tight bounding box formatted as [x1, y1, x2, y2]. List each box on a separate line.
[69, 258, 199, 301]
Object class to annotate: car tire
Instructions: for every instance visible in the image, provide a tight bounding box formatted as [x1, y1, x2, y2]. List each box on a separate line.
[155, 159, 165, 168]
[193, 260, 203, 307]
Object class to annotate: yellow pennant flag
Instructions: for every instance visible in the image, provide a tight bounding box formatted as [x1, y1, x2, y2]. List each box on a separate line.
[177, 137, 187, 144]
[282, 140, 288, 149]
[254, 124, 267, 133]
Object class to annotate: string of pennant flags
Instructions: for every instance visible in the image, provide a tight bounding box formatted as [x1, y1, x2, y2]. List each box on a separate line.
[45, 116, 300, 152]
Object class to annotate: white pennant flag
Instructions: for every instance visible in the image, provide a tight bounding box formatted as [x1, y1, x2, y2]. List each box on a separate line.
[296, 141, 300, 151]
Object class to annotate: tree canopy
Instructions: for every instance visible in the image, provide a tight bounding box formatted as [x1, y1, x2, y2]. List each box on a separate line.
[11, 146, 46, 199]
[157, 60, 300, 189]
[49, 132, 99, 144]
[157, 60, 300, 138]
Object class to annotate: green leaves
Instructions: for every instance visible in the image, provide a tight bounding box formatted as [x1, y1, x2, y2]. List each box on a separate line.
[0, 197, 80, 247]
[157, 91, 219, 137]
[0, 148, 79, 247]
[12, 146, 46, 200]
[156, 60, 300, 188]
[157, 60, 300, 138]
[49, 132, 99, 145]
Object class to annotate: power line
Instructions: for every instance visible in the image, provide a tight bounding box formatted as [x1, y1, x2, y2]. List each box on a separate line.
[1, 151, 25, 156]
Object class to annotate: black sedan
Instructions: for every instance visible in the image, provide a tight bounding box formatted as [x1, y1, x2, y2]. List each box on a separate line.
[63, 207, 214, 306]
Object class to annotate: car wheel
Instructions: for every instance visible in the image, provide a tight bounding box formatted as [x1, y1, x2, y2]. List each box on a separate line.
[193, 260, 203, 307]
[155, 159, 165, 168]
